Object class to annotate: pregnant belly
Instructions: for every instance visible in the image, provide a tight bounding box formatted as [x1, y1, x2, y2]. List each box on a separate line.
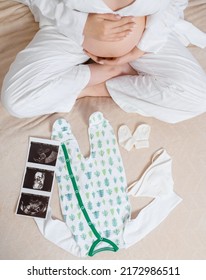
[83, 16, 146, 58]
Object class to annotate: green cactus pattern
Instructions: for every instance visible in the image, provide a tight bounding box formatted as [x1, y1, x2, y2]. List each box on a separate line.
[85, 192, 90, 200]
[104, 178, 109, 187]
[110, 208, 115, 215]
[79, 222, 84, 231]
[109, 199, 113, 206]
[114, 187, 119, 194]
[69, 214, 75, 221]
[104, 220, 109, 227]
[94, 171, 100, 177]
[88, 201, 93, 210]
[77, 212, 82, 220]
[52, 112, 131, 256]
[81, 233, 87, 240]
[80, 162, 85, 171]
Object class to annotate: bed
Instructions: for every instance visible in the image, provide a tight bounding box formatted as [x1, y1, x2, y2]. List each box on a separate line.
[0, 0, 206, 260]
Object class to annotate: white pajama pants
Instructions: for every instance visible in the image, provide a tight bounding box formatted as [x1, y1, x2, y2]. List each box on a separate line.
[1, 26, 91, 118]
[1, 25, 206, 123]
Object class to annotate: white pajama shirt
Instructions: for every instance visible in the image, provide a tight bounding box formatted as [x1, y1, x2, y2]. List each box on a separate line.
[1, 0, 206, 123]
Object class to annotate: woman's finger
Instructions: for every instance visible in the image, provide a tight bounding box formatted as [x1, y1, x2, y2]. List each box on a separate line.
[112, 22, 136, 34]
[97, 13, 122, 21]
[101, 18, 136, 40]
[98, 57, 120, 65]
[84, 50, 104, 64]
[110, 16, 136, 30]
[109, 30, 133, 39]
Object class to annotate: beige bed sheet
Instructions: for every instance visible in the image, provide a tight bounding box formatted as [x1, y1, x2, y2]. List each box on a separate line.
[0, 0, 206, 260]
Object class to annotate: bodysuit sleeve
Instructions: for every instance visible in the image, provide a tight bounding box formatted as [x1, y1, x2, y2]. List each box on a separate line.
[34, 207, 82, 257]
[16, 0, 88, 45]
[137, 0, 188, 53]
[123, 149, 182, 248]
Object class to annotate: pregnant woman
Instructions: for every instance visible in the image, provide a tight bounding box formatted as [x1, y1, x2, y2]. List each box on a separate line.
[1, 0, 206, 123]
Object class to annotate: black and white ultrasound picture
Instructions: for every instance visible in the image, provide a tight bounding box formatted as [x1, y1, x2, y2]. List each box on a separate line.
[28, 141, 59, 166]
[22, 167, 54, 192]
[16, 193, 49, 218]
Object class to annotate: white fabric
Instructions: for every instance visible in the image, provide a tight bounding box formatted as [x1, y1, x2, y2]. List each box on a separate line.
[124, 149, 182, 247]
[1, 0, 206, 123]
[14, 0, 88, 45]
[118, 124, 151, 151]
[35, 113, 182, 257]
[1, 26, 91, 118]
[63, 0, 206, 53]
[107, 33, 206, 123]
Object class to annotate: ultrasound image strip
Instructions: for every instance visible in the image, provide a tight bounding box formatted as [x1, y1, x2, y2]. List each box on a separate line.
[16, 193, 50, 219]
[22, 167, 54, 192]
[28, 138, 59, 167]
[16, 137, 60, 219]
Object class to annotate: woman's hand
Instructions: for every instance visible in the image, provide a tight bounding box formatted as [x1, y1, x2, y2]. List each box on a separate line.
[83, 13, 136, 42]
[84, 47, 145, 65]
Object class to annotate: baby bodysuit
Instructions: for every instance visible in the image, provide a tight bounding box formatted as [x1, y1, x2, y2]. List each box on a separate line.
[35, 112, 182, 257]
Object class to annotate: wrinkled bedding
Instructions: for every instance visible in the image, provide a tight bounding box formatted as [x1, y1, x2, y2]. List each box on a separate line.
[0, 0, 206, 259]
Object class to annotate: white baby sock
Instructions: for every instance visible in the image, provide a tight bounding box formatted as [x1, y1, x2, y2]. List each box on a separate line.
[118, 124, 151, 151]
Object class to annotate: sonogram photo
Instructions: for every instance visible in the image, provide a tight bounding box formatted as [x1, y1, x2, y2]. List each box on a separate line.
[16, 193, 49, 218]
[28, 141, 59, 166]
[23, 167, 54, 192]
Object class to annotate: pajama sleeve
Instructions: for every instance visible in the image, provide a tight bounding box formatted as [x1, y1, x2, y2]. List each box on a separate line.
[137, 0, 188, 53]
[17, 0, 88, 45]
[53, 1, 88, 45]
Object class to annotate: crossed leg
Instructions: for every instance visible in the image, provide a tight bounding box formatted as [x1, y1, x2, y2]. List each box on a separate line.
[79, 62, 136, 98]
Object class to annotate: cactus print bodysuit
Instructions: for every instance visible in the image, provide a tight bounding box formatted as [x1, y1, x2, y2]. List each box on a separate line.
[35, 112, 182, 257]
